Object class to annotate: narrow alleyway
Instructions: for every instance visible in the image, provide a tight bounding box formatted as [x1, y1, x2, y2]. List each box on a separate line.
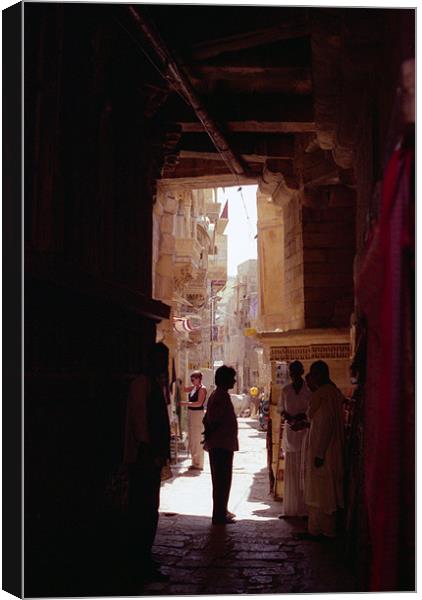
[142, 417, 357, 595]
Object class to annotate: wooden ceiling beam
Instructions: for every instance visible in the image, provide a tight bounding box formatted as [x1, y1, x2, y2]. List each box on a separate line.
[191, 19, 311, 60]
[159, 174, 257, 190]
[163, 157, 298, 187]
[192, 65, 310, 79]
[190, 66, 312, 95]
[167, 94, 314, 126]
[181, 121, 315, 133]
[178, 133, 295, 159]
[179, 150, 294, 164]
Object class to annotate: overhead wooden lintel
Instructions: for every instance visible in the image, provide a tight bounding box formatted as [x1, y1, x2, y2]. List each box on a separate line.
[158, 173, 257, 190]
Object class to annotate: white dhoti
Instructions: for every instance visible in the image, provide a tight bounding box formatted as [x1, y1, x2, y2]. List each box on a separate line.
[282, 451, 308, 516]
[188, 410, 204, 469]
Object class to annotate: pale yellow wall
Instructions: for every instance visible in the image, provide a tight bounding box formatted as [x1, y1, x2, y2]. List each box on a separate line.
[257, 190, 306, 333]
[257, 192, 285, 331]
[282, 194, 305, 330]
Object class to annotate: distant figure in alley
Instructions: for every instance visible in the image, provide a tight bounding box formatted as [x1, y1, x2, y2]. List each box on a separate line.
[123, 342, 171, 582]
[301, 360, 345, 540]
[277, 360, 312, 518]
[181, 371, 207, 470]
[203, 365, 239, 525]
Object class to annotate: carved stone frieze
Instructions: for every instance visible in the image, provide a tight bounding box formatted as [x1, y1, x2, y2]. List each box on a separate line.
[189, 268, 207, 287]
[270, 343, 351, 362]
[185, 292, 206, 309]
[174, 265, 194, 293]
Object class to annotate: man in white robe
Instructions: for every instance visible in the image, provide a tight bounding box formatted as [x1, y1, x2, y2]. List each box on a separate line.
[302, 360, 345, 539]
[277, 361, 312, 517]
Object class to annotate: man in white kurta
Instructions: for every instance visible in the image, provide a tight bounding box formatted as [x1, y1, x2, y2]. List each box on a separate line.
[278, 361, 312, 517]
[304, 360, 345, 539]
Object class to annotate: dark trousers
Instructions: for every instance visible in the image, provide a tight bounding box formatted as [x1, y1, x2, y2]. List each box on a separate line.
[209, 448, 234, 523]
[127, 461, 161, 569]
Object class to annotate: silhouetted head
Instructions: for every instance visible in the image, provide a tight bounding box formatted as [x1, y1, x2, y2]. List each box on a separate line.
[289, 360, 304, 382]
[215, 365, 236, 390]
[309, 360, 330, 388]
[146, 342, 169, 377]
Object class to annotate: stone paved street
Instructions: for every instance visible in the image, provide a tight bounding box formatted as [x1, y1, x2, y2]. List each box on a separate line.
[141, 417, 357, 595]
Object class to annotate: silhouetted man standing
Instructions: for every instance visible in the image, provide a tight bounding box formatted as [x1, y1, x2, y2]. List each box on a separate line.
[124, 342, 171, 582]
[203, 365, 238, 525]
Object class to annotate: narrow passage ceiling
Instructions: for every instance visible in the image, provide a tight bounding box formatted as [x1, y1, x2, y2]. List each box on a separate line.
[125, 5, 403, 193]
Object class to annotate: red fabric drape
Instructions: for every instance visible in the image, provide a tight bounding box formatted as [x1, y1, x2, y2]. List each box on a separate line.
[356, 136, 414, 591]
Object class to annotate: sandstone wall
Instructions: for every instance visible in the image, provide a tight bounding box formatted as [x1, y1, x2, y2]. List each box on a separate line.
[302, 186, 356, 329]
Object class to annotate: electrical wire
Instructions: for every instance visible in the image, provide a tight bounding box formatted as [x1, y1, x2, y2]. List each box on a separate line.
[238, 186, 255, 240]
[113, 16, 191, 107]
[115, 13, 249, 181]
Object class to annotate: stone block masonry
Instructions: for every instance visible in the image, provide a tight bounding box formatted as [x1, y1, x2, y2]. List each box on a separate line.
[302, 187, 356, 328]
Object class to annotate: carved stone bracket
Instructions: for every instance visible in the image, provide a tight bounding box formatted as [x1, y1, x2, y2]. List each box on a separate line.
[258, 164, 297, 208]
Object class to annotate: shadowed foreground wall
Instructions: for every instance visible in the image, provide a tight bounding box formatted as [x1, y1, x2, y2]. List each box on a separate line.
[23, 4, 170, 595]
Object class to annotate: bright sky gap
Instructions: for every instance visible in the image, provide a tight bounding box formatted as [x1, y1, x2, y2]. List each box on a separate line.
[217, 185, 258, 277]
